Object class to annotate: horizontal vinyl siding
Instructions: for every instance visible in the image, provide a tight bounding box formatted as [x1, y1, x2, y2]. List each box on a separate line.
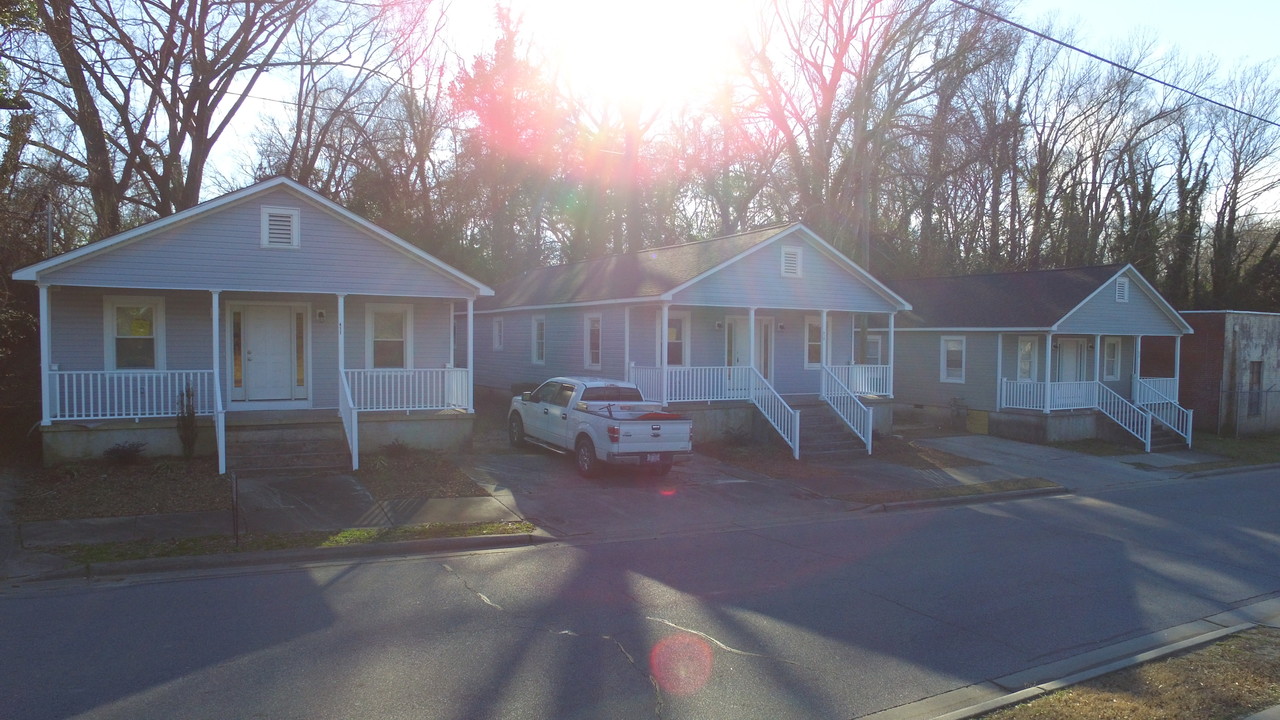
[894, 331, 999, 411]
[1057, 273, 1183, 335]
[671, 238, 898, 312]
[41, 188, 477, 298]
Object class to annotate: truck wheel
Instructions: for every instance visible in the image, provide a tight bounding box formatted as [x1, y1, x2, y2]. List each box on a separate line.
[575, 437, 600, 478]
[508, 414, 526, 448]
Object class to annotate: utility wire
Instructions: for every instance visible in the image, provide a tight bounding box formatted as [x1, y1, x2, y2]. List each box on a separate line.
[948, 0, 1280, 131]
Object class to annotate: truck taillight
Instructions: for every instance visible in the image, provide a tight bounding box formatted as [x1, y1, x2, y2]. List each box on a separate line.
[607, 425, 620, 443]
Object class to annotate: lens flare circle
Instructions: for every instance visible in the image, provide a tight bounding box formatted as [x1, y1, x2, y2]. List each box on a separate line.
[649, 632, 714, 696]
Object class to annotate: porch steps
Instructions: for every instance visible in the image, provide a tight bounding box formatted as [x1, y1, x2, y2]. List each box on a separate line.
[795, 401, 867, 464]
[226, 422, 352, 477]
[1149, 424, 1187, 453]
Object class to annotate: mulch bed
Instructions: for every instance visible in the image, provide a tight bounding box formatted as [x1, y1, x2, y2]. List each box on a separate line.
[14, 458, 230, 522]
[356, 448, 489, 499]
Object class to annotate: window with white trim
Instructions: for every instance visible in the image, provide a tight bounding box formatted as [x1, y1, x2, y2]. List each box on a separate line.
[532, 315, 546, 364]
[492, 317, 504, 351]
[104, 296, 165, 370]
[366, 304, 413, 369]
[584, 313, 602, 370]
[781, 246, 802, 278]
[941, 335, 966, 383]
[1115, 277, 1130, 303]
[261, 206, 300, 248]
[667, 312, 690, 366]
[1103, 336, 1121, 381]
[864, 335, 883, 365]
[804, 316, 822, 369]
[1016, 336, 1037, 381]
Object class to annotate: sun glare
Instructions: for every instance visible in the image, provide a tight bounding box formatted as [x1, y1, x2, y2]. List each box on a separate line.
[515, 0, 760, 111]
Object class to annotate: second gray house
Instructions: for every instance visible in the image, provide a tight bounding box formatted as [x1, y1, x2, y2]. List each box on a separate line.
[469, 224, 912, 457]
[886, 264, 1195, 451]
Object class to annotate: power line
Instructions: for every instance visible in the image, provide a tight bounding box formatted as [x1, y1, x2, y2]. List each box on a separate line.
[948, 0, 1280, 131]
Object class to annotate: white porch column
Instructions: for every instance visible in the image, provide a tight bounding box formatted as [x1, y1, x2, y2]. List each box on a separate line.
[466, 298, 475, 412]
[748, 307, 757, 372]
[1044, 332, 1053, 414]
[38, 283, 51, 425]
[1093, 334, 1102, 382]
[660, 302, 670, 406]
[1135, 335, 1143, 380]
[887, 313, 895, 396]
[337, 294, 347, 373]
[1173, 335, 1182, 400]
[819, 309, 829, 366]
[623, 305, 631, 379]
[210, 291, 224, 474]
[995, 332, 1003, 409]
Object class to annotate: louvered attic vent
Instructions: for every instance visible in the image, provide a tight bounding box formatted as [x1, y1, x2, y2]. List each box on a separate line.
[261, 206, 300, 248]
[781, 246, 802, 278]
[1115, 276, 1129, 303]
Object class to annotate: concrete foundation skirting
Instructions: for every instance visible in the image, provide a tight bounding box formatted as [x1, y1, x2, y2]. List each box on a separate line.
[41, 411, 474, 465]
[988, 409, 1100, 444]
[41, 417, 219, 465]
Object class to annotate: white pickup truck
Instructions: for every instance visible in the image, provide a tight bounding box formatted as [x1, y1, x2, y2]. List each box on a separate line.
[508, 377, 693, 477]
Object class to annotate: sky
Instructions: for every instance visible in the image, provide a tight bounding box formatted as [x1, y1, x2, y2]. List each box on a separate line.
[1016, 0, 1279, 68]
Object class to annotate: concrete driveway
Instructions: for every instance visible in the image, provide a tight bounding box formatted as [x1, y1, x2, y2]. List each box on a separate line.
[460, 448, 860, 541]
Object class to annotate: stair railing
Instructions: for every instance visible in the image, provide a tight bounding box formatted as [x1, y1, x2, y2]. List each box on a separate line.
[749, 369, 800, 459]
[339, 372, 360, 470]
[1096, 382, 1152, 452]
[1133, 379, 1193, 448]
[820, 366, 873, 454]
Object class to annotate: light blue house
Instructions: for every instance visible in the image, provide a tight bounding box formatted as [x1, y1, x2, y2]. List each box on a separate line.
[13, 177, 493, 471]
[886, 264, 1195, 451]
[469, 224, 912, 457]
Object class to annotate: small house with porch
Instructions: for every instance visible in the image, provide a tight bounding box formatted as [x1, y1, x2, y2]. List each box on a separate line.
[13, 177, 493, 472]
[468, 223, 911, 457]
[885, 264, 1194, 451]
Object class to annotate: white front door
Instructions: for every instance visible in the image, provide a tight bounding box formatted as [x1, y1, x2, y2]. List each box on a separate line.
[726, 316, 775, 382]
[243, 305, 295, 400]
[1056, 338, 1088, 383]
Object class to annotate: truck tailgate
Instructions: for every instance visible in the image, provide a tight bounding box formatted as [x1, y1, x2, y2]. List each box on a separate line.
[612, 416, 692, 453]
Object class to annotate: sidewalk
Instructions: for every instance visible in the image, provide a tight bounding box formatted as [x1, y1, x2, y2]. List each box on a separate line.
[3, 470, 525, 581]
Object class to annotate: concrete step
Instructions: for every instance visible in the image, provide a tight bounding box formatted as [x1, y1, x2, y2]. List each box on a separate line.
[226, 424, 351, 474]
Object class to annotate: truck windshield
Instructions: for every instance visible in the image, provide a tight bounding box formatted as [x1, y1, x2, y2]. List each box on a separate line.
[580, 386, 645, 402]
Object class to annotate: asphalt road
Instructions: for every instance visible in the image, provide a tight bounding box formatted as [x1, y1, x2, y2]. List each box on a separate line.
[2, 467, 1278, 720]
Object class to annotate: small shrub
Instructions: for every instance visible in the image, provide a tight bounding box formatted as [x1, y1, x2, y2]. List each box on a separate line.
[176, 385, 198, 461]
[103, 441, 147, 465]
[380, 439, 414, 458]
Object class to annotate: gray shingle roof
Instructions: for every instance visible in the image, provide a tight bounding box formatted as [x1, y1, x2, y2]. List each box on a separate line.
[886, 265, 1125, 329]
[477, 224, 799, 310]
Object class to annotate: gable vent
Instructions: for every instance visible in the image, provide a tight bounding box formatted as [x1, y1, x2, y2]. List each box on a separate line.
[781, 246, 802, 278]
[261, 206, 300, 248]
[1115, 276, 1129, 303]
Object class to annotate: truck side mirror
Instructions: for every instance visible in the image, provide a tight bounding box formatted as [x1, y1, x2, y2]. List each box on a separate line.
[521, 392, 532, 402]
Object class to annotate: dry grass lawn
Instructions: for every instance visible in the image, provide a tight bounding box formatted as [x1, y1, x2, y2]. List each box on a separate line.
[981, 627, 1280, 720]
[15, 458, 229, 522]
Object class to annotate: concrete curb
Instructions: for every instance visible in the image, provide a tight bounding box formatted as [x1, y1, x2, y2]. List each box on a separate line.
[1185, 461, 1280, 480]
[867, 486, 1071, 513]
[21, 529, 557, 582]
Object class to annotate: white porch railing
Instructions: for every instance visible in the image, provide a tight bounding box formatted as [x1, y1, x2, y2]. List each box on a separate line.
[827, 364, 892, 396]
[338, 371, 360, 471]
[1048, 381, 1098, 410]
[630, 365, 663, 402]
[1097, 383, 1153, 451]
[213, 389, 226, 474]
[50, 370, 215, 420]
[750, 369, 800, 459]
[1134, 378, 1193, 447]
[668, 366, 753, 402]
[820, 367, 873, 454]
[343, 368, 470, 411]
[999, 379, 1099, 411]
[1135, 376, 1178, 403]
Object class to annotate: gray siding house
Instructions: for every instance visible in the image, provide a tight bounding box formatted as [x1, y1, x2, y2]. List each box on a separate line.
[14, 177, 493, 470]
[469, 224, 911, 457]
[886, 265, 1195, 450]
